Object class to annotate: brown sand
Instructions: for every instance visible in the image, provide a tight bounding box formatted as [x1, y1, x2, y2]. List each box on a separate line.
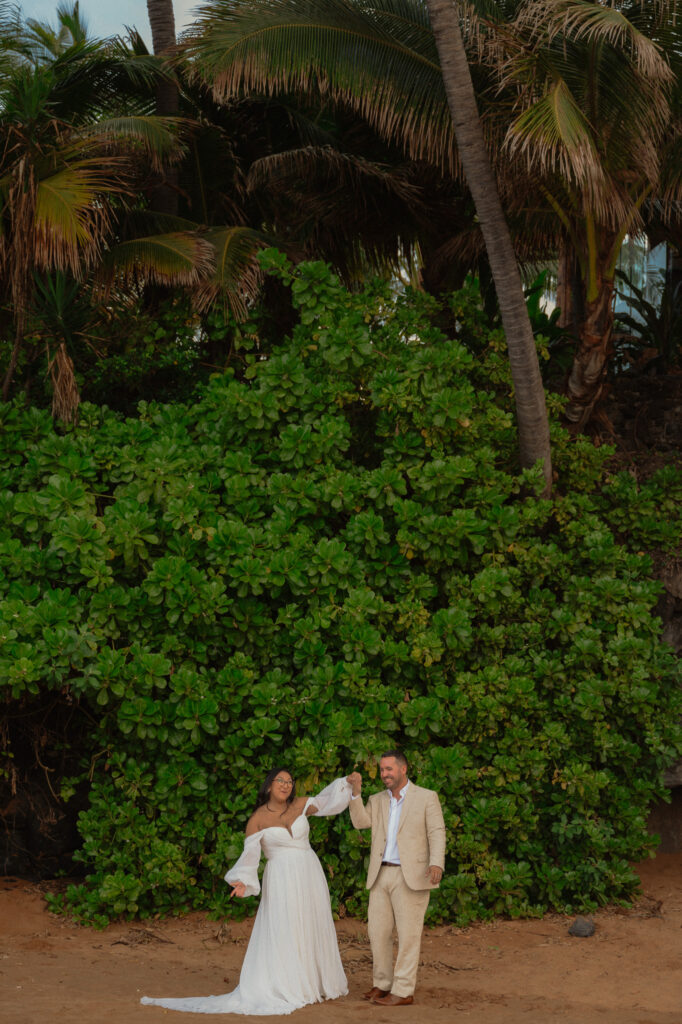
[1, 854, 681, 1024]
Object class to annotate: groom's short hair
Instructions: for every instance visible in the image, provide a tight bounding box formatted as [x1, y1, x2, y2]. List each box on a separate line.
[381, 749, 408, 769]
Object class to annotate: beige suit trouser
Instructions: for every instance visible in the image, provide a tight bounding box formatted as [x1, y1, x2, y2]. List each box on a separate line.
[368, 865, 431, 997]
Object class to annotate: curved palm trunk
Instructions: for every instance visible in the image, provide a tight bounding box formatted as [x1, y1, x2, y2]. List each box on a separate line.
[424, 0, 552, 494]
[146, 0, 179, 217]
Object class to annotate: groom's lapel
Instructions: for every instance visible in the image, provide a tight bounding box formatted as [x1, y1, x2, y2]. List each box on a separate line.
[397, 783, 414, 836]
[380, 789, 389, 838]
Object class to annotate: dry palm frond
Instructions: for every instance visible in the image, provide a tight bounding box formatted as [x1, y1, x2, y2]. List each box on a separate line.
[194, 226, 266, 319]
[247, 146, 422, 206]
[2, 155, 36, 307]
[515, 0, 674, 82]
[82, 115, 188, 171]
[97, 231, 217, 296]
[492, 0, 674, 229]
[34, 163, 120, 272]
[187, 0, 457, 175]
[48, 341, 80, 423]
[458, 0, 516, 60]
[504, 78, 603, 182]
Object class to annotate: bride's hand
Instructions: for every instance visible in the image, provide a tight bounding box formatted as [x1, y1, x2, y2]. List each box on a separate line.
[230, 882, 246, 898]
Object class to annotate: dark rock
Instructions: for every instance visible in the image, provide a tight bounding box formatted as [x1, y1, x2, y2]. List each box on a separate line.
[568, 916, 595, 937]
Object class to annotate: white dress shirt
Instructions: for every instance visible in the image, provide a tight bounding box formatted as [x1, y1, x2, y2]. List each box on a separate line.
[382, 781, 409, 864]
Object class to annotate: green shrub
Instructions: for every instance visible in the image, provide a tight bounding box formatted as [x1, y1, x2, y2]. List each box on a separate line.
[1, 251, 680, 927]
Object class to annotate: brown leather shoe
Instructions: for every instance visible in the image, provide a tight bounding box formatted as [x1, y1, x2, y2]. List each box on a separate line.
[371, 993, 414, 1006]
[363, 987, 391, 1001]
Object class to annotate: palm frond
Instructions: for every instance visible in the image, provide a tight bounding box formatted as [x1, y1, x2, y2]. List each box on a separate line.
[100, 231, 217, 291]
[247, 145, 422, 205]
[186, 0, 457, 174]
[55, 1, 90, 44]
[194, 225, 267, 318]
[505, 79, 602, 183]
[270, 100, 340, 149]
[34, 165, 119, 271]
[81, 115, 186, 170]
[516, 0, 673, 83]
[496, 1, 674, 226]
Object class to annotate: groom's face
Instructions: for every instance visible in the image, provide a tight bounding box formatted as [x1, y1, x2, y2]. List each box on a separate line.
[380, 757, 407, 791]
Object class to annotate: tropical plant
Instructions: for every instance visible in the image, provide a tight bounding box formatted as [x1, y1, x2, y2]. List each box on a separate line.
[187, 0, 682, 437]
[0, 3, 215, 411]
[146, 0, 180, 215]
[614, 268, 682, 371]
[1, 254, 680, 927]
[0, 3, 275, 416]
[24, 0, 90, 57]
[425, 0, 552, 493]
[496, 0, 682, 426]
[186, 0, 553, 490]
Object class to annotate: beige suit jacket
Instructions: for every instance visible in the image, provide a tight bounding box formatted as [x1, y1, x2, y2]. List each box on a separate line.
[349, 782, 446, 891]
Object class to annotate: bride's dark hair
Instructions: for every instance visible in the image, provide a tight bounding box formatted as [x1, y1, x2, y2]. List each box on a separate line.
[253, 767, 296, 816]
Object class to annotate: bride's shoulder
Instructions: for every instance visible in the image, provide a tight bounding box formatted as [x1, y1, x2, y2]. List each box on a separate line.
[245, 810, 266, 836]
[292, 794, 314, 816]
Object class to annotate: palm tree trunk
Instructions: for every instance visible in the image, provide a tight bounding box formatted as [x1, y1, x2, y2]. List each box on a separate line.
[424, 0, 552, 494]
[564, 272, 616, 429]
[147, 0, 179, 217]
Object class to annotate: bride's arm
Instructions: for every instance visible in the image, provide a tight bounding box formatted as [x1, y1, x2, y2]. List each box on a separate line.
[305, 776, 353, 817]
[224, 828, 263, 897]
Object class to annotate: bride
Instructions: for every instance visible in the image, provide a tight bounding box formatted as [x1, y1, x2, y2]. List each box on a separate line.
[141, 768, 352, 1015]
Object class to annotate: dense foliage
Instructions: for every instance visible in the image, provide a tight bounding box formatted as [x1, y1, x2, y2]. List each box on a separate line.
[1, 254, 680, 927]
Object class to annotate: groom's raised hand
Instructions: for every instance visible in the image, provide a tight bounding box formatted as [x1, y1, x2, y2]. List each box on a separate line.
[346, 772, 362, 796]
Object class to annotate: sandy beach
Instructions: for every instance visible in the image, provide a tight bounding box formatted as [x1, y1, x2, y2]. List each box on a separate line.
[1, 852, 681, 1024]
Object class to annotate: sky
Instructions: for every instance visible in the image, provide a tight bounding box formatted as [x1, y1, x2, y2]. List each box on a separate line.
[17, 1, 203, 48]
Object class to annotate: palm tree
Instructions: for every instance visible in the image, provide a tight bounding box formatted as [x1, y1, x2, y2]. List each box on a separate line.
[423, 0, 551, 489]
[24, 0, 90, 56]
[146, 0, 181, 215]
[147, 0, 177, 61]
[0, 6, 215, 410]
[496, 0, 682, 427]
[186, 0, 553, 490]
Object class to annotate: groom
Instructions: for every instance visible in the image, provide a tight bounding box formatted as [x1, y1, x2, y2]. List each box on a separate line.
[346, 751, 445, 1007]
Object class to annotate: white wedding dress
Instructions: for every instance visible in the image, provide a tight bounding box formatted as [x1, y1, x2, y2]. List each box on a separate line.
[141, 777, 351, 1015]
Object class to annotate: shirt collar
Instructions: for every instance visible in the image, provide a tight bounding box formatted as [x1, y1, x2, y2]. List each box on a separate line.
[388, 780, 409, 803]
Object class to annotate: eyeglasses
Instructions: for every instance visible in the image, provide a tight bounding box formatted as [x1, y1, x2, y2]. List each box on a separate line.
[274, 778, 293, 787]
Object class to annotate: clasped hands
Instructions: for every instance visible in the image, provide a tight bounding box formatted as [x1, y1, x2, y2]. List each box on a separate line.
[345, 773, 443, 885]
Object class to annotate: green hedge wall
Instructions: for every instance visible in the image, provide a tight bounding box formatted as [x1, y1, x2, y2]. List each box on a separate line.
[1, 253, 680, 927]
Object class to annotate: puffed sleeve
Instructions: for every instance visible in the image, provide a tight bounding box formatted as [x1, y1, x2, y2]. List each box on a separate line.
[224, 832, 263, 897]
[306, 776, 353, 817]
